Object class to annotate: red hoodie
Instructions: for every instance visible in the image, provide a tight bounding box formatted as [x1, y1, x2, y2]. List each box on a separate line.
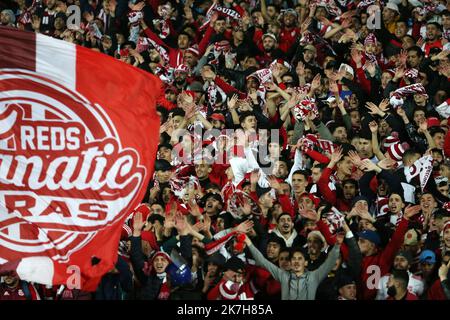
[358, 218, 409, 300]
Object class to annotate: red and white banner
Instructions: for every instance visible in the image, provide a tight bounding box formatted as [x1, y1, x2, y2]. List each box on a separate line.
[405, 155, 434, 191]
[0, 27, 161, 291]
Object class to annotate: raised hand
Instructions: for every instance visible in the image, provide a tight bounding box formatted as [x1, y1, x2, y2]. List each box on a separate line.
[132, 211, 146, 236]
[227, 93, 239, 110]
[348, 150, 363, 169]
[329, 80, 339, 95]
[267, 175, 281, 191]
[234, 219, 255, 234]
[31, 15, 41, 30]
[438, 260, 450, 280]
[369, 120, 378, 133]
[296, 61, 305, 76]
[360, 159, 380, 172]
[416, 37, 425, 48]
[310, 73, 321, 92]
[404, 204, 421, 220]
[365, 101, 384, 116]
[129, 1, 145, 11]
[377, 158, 396, 170]
[351, 48, 362, 66]
[83, 11, 94, 22]
[329, 147, 343, 165]
[418, 119, 428, 134]
[299, 208, 319, 222]
[378, 99, 389, 113]
[396, 106, 407, 119]
[174, 212, 189, 235]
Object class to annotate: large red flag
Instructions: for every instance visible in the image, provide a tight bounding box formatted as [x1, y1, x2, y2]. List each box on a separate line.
[0, 27, 161, 291]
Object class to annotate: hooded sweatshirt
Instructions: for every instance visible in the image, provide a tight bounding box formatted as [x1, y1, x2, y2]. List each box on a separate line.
[247, 243, 340, 300]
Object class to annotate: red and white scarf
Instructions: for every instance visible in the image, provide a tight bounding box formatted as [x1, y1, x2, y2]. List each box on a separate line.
[200, 3, 242, 30]
[293, 98, 319, 121]
[390, 83, 428, 108]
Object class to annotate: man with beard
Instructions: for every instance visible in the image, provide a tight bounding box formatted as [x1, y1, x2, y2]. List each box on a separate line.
[173, 64, 190, 91]
[422, 22, 443, 57]
[255, 185, 276, 221]
[271, 158, 290, 180]
[183, 47, 199, 70]
[257, 33, 285, 67]
[278, 9, 300, 53]
[306, 231, 327, 271]
[384, 269, 418, 300]
[0, 274, 40, 300]
[0, 9, 15, 26]
[376, 250, 424, 300]
[406, 46, 424, 70]
[329, 122, 349, 144]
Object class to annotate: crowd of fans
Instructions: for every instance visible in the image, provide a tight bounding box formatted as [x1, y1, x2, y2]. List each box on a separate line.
[1, 0, 450, 300]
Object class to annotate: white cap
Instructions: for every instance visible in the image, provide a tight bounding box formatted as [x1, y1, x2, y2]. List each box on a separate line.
[385, 2, 400, 14]
[326, 96, 336, 103]
[339, 63, 354, 77]
[408, 0, 423, 7]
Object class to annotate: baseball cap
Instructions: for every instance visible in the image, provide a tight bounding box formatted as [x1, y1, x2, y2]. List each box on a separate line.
[419, 250, 436, 264]
[357, 230, 381, 246]
[339, 63, 354, 77]
[396, 250, 413, 265]
[435, 175, 449, 187]
[326, 96, 336, 104]
[385, 2, 400, 14]
[427, 117, 441, 128]
[403, 229, 419, 246]
[336, 273, 356, 289]
[304, 44, 317, 55]
[209, 112, 226, 123]
[262, 33, 278, 42]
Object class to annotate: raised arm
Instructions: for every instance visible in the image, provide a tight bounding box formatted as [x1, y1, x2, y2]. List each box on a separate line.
[245, 235, 285, 282]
